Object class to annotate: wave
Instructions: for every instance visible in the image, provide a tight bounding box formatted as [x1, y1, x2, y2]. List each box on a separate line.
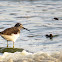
[0, 50, 62, 62]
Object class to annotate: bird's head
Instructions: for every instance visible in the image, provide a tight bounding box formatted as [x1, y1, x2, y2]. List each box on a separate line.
[14, 23, 23, 28]
[14, 23, 30, 31]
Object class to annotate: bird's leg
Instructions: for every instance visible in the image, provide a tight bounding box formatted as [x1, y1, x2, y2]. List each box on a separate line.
[13, 42, 14, 48]
[7, 41, 8, 48]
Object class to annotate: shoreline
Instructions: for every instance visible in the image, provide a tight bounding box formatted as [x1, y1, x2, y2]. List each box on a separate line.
[0, 50, 61, 62]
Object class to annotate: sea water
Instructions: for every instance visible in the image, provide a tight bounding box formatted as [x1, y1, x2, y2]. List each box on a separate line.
[0, 0, 62, 61]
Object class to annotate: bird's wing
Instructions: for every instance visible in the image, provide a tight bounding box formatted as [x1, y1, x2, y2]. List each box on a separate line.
[0, 27, 20, 35]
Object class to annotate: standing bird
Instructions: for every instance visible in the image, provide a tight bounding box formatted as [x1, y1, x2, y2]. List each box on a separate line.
[0, 23, 29, 48]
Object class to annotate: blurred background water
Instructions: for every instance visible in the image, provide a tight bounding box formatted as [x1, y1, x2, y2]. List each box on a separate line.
[0, 0, 62, 53]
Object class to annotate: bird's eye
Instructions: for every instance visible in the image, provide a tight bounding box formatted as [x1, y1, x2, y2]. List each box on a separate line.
[18, 24, 20, 26]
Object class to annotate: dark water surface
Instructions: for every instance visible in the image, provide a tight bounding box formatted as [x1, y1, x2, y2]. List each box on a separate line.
[0, 0, 62, 53]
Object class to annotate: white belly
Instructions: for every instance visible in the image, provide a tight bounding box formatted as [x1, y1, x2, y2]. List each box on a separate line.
[1, 33, 20, 42]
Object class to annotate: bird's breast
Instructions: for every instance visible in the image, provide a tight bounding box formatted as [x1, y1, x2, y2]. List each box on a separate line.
[1, 33, 20, 42]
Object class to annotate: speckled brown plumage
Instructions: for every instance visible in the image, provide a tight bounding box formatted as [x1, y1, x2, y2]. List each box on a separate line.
[0, 27, 20, 35]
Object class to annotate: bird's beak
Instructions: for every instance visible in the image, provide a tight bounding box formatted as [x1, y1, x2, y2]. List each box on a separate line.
[23, 27, 30, 31]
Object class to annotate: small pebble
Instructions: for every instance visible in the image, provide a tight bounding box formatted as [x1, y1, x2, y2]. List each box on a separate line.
[53, 17, 59, 20]
[45, 34, 53, 39]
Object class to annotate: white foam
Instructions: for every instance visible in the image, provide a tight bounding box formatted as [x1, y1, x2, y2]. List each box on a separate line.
[0, 50, 61, 62]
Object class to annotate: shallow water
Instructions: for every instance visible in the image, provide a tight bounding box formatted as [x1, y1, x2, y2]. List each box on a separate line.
[0, 0, 62, 53]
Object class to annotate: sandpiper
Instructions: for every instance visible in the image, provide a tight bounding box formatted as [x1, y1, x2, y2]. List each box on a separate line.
[0, 23, 29, 48]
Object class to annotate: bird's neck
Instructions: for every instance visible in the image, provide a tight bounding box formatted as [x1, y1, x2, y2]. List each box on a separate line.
[16, 27, 22, 30]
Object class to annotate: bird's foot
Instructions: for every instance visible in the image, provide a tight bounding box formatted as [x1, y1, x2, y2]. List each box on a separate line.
[7, 45, 8, 48]
[13, 45, 14, 48]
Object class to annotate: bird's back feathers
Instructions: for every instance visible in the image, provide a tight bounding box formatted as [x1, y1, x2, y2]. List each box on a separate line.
[0, 27, 20, 35]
